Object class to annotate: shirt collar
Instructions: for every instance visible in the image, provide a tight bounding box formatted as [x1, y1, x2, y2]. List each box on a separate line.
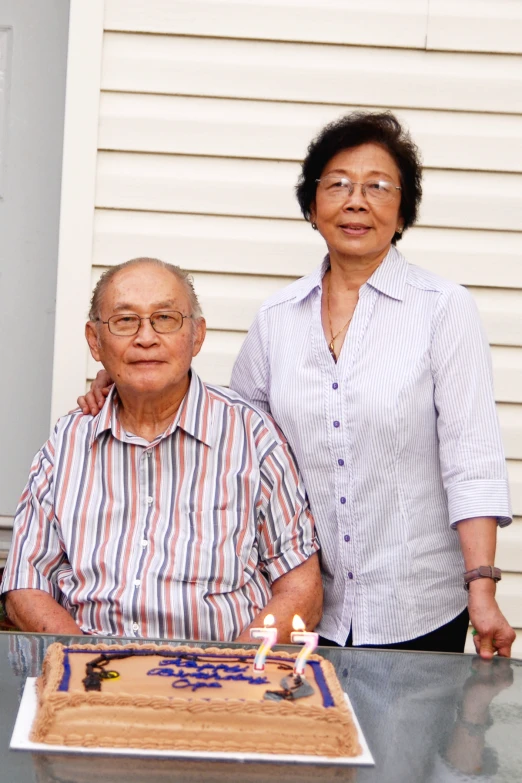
[175, 370, 214, 447]
[291, 245, 408, 304]
[89, 386, 118, 448]
[89, 370, 214, 449]
[289, 256, 330, 304]
[364, 245, 408, 301]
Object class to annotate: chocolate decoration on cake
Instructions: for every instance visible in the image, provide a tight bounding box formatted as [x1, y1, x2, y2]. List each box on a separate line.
[100, 670, 120, 679]
[263, 672, 314, 701]
[264, 687, 295, 701]
[281, 674, 315, 699]
[82, 669, 102, 692]
[82, 653, 134, 691]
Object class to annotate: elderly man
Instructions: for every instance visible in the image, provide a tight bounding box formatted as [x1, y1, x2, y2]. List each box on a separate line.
[1, 258, 321, 641]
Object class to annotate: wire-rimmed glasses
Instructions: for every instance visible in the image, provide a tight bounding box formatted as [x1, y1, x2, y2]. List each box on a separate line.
[316, 176, 401, 204]
[98, 311, 192, 336]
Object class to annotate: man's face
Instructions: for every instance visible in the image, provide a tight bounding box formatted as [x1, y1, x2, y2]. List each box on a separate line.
[86, 264, 206, 399]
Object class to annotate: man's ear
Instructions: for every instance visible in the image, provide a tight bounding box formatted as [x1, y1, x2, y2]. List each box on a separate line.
[192, 317, 206, 359]
[85, 321, 102, 363]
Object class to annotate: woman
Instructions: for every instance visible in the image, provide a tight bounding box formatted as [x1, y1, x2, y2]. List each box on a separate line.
[82, 112, 514, 656]
[230, 112, 514, 656]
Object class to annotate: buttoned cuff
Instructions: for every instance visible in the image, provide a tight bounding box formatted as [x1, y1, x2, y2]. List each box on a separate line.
[264, 539, 320, 583]
[447, 479, 512, 529]
[0, 568, 63, 602]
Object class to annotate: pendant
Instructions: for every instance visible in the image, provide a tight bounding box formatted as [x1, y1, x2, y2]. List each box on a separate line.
[329, 341, 337, 362]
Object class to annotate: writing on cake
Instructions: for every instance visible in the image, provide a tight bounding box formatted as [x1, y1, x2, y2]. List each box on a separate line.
[147, 657, 270, 692]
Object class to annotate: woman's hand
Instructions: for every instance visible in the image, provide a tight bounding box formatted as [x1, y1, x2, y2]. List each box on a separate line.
[457, 517, 515, 658]
[77, 369, 113, 415]
[468, 580, 516, 659]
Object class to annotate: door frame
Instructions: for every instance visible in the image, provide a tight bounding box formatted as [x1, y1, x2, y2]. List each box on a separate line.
[50, 0, 105, 424]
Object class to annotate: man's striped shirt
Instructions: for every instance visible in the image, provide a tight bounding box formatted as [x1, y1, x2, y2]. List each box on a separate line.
[1, 372, 318, 640]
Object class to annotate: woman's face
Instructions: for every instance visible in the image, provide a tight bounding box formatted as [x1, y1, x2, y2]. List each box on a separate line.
[310, 143, 403, 267]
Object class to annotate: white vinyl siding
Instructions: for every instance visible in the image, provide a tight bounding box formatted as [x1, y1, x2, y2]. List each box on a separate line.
[100, 33, 522, 114]
[43, 0, 522, 654]
[104, 0, 431, 48]
[427, 0, 522, 54]
[99, 93, 522, 173]
[103, 0, 522, 56]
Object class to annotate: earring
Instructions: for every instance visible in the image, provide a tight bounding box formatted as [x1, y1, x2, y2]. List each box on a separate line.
[396, 226, 403, 235]
[311, 222, 318, 230]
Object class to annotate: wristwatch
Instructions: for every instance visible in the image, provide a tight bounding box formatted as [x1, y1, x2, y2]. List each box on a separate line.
[463, 565, 502, 590]
[456, 703, 493, 735]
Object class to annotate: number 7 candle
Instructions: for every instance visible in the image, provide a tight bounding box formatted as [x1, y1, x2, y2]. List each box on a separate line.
[250, 614, 278, 671]
[291, 614, 319, 677]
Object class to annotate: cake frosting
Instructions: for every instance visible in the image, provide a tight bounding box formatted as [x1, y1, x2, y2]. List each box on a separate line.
[32, 642, 361, 757]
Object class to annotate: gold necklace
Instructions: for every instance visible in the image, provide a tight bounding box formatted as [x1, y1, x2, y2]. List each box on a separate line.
[327, 275, 353, 361]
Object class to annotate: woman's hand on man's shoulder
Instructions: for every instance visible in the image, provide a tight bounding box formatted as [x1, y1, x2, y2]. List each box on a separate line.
[77, 369, 113, 416]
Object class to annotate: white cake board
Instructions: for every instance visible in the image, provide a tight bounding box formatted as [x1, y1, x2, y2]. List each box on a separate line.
[11, 678, 374, 766]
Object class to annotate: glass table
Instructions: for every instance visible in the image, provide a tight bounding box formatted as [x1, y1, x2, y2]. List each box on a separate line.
[1, 632, 521, 782]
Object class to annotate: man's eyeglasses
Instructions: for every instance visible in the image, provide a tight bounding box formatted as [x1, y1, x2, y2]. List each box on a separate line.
[97, 311, 192, 336]
[315, 176, 401, 204]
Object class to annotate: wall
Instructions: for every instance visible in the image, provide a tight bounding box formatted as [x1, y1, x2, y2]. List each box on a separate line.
[0, 0, 69, 549]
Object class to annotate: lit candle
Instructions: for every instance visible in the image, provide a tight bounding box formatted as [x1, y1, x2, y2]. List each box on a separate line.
[250, 614, 278, 671]
[291, 615, 319, 677]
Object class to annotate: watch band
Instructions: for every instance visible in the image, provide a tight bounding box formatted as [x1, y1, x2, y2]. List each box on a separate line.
[463, 565, 502, 590]
[456, 702, 493, 734]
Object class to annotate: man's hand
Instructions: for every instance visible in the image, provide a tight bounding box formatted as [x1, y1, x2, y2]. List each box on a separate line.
[5, 589, 84, 635]
[234, 554, 323, 644]
[77, 369, 113, 415]
[468, 580, 516, 659]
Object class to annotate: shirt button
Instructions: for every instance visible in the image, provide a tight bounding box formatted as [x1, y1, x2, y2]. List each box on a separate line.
[344, 534, 350, 542]
[333, 421, 340, 428]
[340, 497, 346, 504]
[332, 383, 338, 390]
[338, 458, 345, 466]
[147, 496, 153, 505]
[132, 622, 139, 631]
[348, 572, 354, 580]
[134, 579, 141, 587]
[141, 539, 148, 547]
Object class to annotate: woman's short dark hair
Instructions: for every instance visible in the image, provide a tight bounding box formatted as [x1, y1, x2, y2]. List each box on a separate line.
[296, 111, 422, 244]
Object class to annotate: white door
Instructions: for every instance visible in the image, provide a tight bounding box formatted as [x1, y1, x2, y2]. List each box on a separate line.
[0, 0, 69, 527]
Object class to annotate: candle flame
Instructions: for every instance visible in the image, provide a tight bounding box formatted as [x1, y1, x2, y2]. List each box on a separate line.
[264, 614, 275, 628]
[292, 614, 305, 632]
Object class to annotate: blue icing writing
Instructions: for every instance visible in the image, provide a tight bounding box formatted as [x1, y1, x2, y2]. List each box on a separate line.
[171, 679, 222, 692]
[148, 666, 269, 685]
[147, 657, 270, 692]
[159, 658, 249, 674]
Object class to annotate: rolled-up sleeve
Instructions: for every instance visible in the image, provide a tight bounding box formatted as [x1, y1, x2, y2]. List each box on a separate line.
[255, 422, 319, 583]
[0, 432, 67, 600]
[431, 285, 511, 528]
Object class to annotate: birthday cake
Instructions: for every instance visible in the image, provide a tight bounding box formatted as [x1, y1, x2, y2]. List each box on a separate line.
[31, 643, 361, 757]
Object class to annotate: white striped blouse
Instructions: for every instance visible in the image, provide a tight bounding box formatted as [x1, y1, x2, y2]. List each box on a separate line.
[231, 246, 511, 646]
[1, 372, 318, 640]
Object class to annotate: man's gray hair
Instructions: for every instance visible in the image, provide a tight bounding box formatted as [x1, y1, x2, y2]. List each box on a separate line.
[89, 257, 203, 321]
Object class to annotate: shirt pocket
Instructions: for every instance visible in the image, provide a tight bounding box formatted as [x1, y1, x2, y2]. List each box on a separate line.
[170, 502, 258, 592]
